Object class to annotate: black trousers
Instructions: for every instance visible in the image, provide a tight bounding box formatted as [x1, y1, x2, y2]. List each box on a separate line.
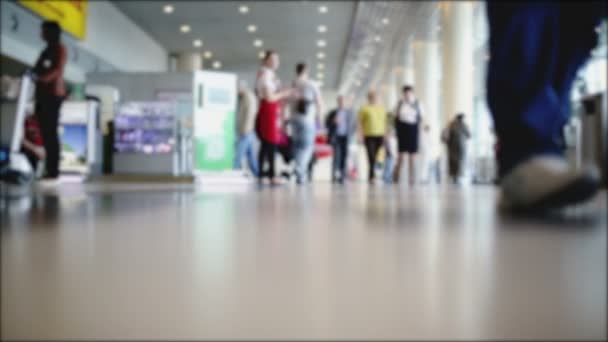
[364, 136, 384, 181]
[332, 136, 349, 180]
[36, 96, 63, 177]
[258, 139, 277, 179]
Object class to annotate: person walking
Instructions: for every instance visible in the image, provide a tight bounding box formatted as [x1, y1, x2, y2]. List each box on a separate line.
[234, 80, 259, 177]
[32, 21, 67, 181]
[420, 123, 441, 184]
[289, 63, 323, 184]
[326, 95, 356, 184]
[358, 91, 388, 184]
[392, 85, 423, 186]
[382, 113, 397, 184]
[255, 50, 294, 186]
[486, 2, 605, 210]
[442, 114, 471, 184]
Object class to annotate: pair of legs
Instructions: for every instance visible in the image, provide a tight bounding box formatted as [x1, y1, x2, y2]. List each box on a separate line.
[487, 2, 605, 209]
[234, 132, 259, 177]
[331, 136, 349, 182]
[487, 2, 604, 176]
[426, 158, 441, 185]
[35, 96, 63, 178]
[363, 136, 383, 182]
[393, 153, 417, 186]
[292, 119, 316, 184]
[258, 139, 277, 183]
[382, 137, 396, 183]
[448, 154, 464, 184]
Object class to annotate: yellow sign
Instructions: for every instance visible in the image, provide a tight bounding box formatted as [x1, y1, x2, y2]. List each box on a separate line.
[19, 0, 88, 40]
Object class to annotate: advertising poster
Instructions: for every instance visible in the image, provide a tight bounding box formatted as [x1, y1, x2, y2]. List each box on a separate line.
[59, 124, 87, 173]
[193, 71, 237, 172]
[114, 102, 175, 154]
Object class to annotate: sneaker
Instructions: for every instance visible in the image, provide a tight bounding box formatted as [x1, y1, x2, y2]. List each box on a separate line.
[499, 155, 600, 211]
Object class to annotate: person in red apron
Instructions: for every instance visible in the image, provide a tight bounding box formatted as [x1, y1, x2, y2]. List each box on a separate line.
[255, 50, 294, 185]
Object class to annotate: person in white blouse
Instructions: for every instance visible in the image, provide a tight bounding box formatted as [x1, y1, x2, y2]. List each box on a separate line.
[255, 50, 294, 186]
[393, 85, 423, 186]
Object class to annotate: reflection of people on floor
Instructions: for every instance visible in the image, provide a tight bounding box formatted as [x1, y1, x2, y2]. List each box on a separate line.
[442, 113, 471, 184]
[487, 2, 604, 210]
[21, 112, 45, 175]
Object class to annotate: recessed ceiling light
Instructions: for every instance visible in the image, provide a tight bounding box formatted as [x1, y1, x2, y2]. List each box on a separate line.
[374, 36, 381, 42]
[382, 18, 389, 25]
[248, 25, 257, 33]
[193, 39, 202, 47]
[317, 40, 326, 47]
[239, 5, 249, 14]
[258, 51, 265, 59]
[163, 4, 174, 14]
[180, 25, 191, 33]
[212, 61, 222, 69]
[363, 62, 370, 69]
[317, 52, 325, 59]
[319, 5, 328, 13]
[318, 25, 327, 33]
[204, 51, 213, 59]
[317, 63, 325, 70]
[253, 39, 263, 47]
[355, 80, 362, 86]
[317, 72, 324, 79]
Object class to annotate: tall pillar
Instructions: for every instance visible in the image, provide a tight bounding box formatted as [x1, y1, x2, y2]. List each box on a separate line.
[402, 38, 415, 85]
[413, 40, 440, 152]
[386, 71, 398, 110]
[176, 52, 203, 72]
[440, 1, 475, 123]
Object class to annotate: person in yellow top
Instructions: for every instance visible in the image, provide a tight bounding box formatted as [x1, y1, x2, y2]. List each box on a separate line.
[358, 91, 388, 183]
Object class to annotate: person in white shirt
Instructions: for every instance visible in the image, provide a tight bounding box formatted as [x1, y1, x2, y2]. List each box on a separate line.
[393, 85, 423, 186]
[255, 50, 294, 186]
[288, 62, 323, 184]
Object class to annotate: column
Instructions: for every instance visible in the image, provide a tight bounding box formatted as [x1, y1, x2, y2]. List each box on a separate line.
[176, 52, 203, 72]
[440, 1, 475, 124]
[402, 37, 415, 86]
[413, 40, 440, 157]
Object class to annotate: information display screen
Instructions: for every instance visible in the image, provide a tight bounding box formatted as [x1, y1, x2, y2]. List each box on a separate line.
[114, 102, 175, 154]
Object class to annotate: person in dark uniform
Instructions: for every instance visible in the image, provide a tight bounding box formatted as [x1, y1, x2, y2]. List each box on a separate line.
[32, 21, 67, 180]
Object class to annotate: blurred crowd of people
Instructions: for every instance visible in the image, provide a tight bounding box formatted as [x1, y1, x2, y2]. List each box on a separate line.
[234, 50, 474, 188]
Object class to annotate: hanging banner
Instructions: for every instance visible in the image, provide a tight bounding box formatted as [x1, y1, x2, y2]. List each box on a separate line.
[19, 0, 88, 40]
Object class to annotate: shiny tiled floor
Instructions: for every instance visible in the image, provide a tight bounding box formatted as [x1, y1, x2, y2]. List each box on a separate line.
[1, 182, 606, 340]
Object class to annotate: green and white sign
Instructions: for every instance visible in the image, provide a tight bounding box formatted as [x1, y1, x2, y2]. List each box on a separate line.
[193, 71, 237, 171]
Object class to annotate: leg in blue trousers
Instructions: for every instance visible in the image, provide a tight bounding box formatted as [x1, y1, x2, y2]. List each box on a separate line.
[234, 132, 259, 177]
[486, 2, 605, 210]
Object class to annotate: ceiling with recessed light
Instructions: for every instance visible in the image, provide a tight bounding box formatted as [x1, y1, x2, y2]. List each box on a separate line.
[113, 1, 356, 91]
